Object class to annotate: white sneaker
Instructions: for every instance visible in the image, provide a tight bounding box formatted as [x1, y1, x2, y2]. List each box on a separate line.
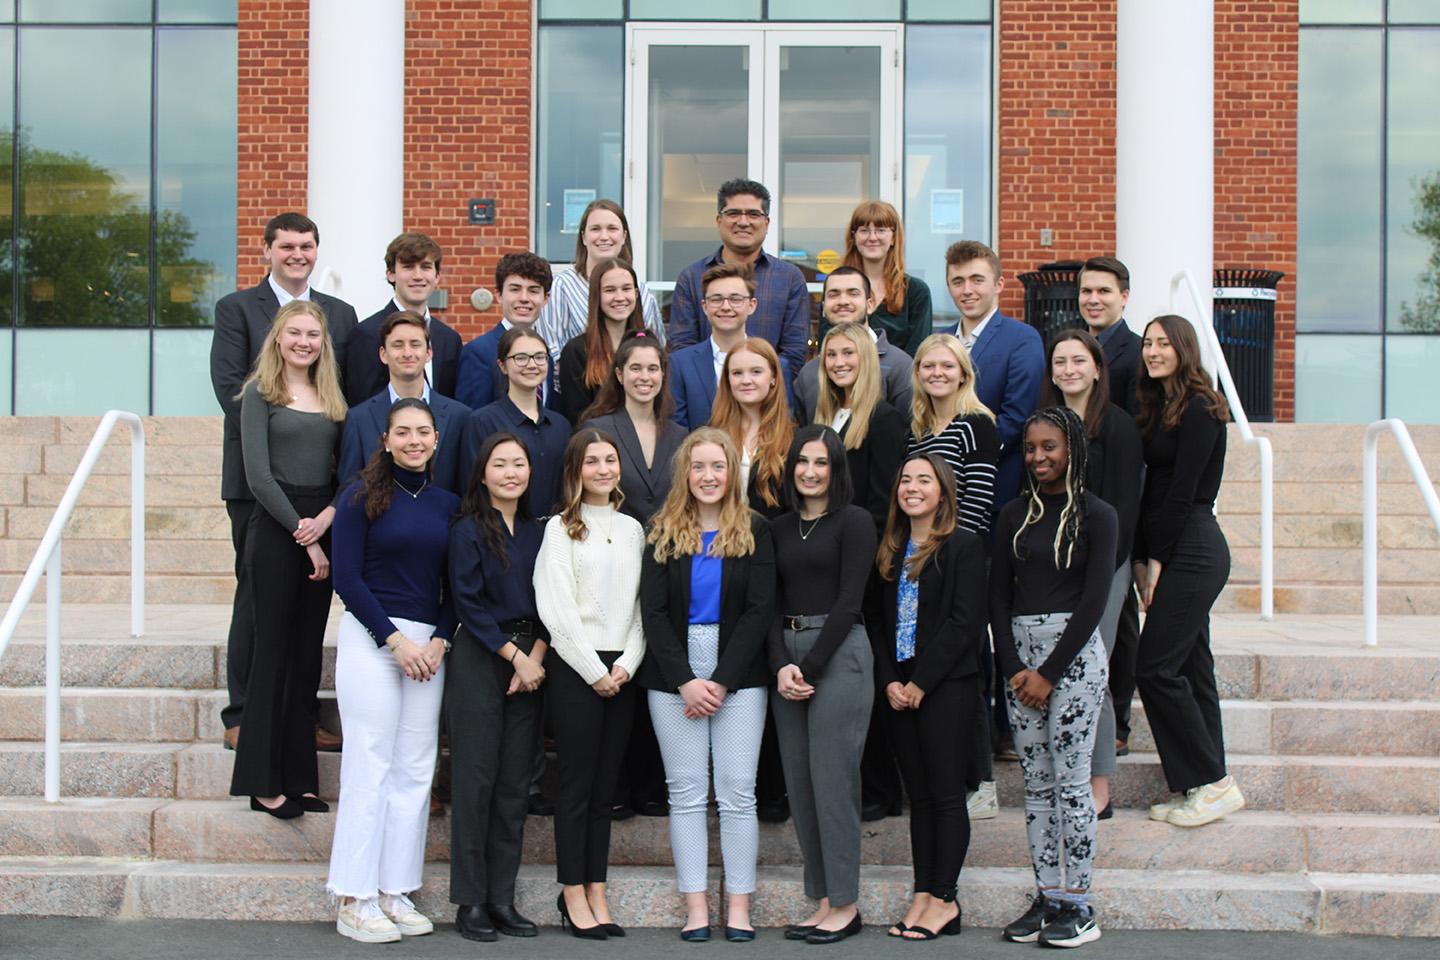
[967, 780, 999, 820]
[1166, 776, 1245, 828]
[1148, 793, 1186, 822]
[338, 897, 402, 943]
[379, 892, 434, 936]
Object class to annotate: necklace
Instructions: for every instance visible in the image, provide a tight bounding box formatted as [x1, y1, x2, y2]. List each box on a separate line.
[589, 506, 614, 544]
[393, 477, 429, 500]
[798, 512, 825, 541]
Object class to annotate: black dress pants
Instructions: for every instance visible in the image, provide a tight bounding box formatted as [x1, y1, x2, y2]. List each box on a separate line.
[220, 499, 255, 730]
[860, 701, 903, 813]
[228, 488, 332, 798]
[447, 626, 543, 907]
[1134, 512, 1230, 793]
[1109, 585, 1141, 743]
[548, 651, 635, 885]
[614, 693, 667, 809]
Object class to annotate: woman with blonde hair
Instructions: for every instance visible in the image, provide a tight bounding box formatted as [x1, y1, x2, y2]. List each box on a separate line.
[836, 199, 932, 355]
[637, 428, 776, 942]
[230, 299, 347, 819]
[710, 336, 795, 519]
[906, 333, 999, 537]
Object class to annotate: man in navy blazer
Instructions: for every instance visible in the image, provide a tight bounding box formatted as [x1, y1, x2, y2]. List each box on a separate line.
[455, 252, 556, 410]
[1079, 255, 1140, 414]
[343, 232, 464, 406]
[339, 311, 469, 495]
[208, 211, 357, 746]
[945, 240, 1045, 516]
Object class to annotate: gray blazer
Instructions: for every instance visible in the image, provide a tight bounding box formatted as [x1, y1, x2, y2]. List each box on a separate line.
[793, 326, 913, 423]
[582, 409, 688, 524]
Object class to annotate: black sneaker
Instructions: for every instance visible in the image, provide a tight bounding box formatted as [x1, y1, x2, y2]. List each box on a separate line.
[1038, 903, 1100, 948]
[1002, 895, 1061, 943]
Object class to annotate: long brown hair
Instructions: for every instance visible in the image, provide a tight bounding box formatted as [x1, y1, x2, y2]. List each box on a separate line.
[1039, 329, 1111, 440]
[877, 453, 960, 582]
[557, 428, 625, 541]
[239, 300, 347, 421]
[909, 333, 993, 439]
[813, 322, 882, 450]
[841, 199, 906, 314]
[578, 329, 673, 424]
[709, 337, 794, 509]
[1134, 314, 1230, 439]
[572, 199, 636, 279]
[647, 428, 756, 562]
[581, 257, 645, 390]
[350, 398, 435, 521]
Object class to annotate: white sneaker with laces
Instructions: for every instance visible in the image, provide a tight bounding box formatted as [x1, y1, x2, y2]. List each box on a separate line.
[1166, 776, 1245, 827]
[1148, 792, 1187, 822]
[337, 897, 402, 943]
[379, 892, 434, 936]
[966, 780, 999, 820]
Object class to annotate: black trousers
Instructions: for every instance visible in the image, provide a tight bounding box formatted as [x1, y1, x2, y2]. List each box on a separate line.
[220, 499, 255, 730]
[889, 664, 975, 897]
[1135, 512, 1231, 793]
[228, 488, 332, 798]
[861, 700, 903, 813]
[447, 627, 543, 907]
[1109, 585, 1142, 743]
[756, 713, 787, 807]
[548, 651, 635, 885]
[614, 693, 667, 808]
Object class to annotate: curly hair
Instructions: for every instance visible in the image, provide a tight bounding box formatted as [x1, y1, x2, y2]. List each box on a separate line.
[1011, 406, 1090, 570]
[647, 428, 756, 563]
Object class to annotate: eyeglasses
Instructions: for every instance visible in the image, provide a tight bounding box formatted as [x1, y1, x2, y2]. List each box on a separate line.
[506, 352, 549, 368]
[855, 225, 894, 238]
[720, 208, 768, 222]
[704, 294, 752, 308]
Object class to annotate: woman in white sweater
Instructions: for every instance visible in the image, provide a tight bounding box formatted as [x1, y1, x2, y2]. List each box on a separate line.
[536, 427, 647, 939]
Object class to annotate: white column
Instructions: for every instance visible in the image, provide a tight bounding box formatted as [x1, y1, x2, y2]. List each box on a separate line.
[1115, 0, 1213, 349]
[308, 0, 405, 312]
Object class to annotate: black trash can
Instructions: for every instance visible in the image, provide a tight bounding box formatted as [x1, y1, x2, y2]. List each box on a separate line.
[1018, 260, 1086, 345]
[1212, 268, 1283, 422]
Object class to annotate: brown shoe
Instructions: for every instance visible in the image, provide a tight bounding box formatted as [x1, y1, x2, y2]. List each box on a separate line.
[222, 726, 239, 751]
[315, 725, 343, 752]
[429, 791, 443, 818]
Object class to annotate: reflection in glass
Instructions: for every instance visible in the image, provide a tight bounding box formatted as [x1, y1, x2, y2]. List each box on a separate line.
[777, 45, 882, 275]
[0, 2, 11, 22]
[0, 28, 13, 328]
[536, 26, 623, 263]
[14, 329, 149, 414]
[157, 27, 238, 327]
[1297, 29, 1382, 332]
[1298, 0, 1382, 22]
[153, 328, 221, 414]
[1386, 29, 1440, 333]
[629, 0, 761, 18]
[19, 0, 149, 22]
[1385, 334, 1440, 423]
[767, 0, 900, 18]
[158, 0, 238, 22]
[904, 25, 993, 323]
[20, 28, 151, 326]
[646, 45, 749, 281]
[1294, 334, 1382, 422]
[906, 0, 992, 19]
[538, 0, 621, 17]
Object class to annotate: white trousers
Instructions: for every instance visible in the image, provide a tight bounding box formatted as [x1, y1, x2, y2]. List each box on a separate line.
[326, 613, 445, 899]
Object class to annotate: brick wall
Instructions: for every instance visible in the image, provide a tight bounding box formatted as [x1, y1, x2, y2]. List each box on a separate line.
[236, 1, 310, 288]
[1214, 1, 1298, 422]
[404, 0, 534, 341]
[996, 1, 1119, 319]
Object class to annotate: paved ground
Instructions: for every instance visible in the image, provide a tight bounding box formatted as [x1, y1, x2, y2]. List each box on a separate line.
[1, 919, 1434, 959]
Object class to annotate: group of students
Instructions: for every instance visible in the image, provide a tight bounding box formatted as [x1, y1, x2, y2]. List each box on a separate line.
[211, 193, 1242, 950]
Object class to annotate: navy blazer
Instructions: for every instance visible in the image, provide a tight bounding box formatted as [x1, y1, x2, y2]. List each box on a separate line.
[1096, 319, 1141, 414]
[338, 389, 470, 495]
[968, 312, 1045, 514]
[209, 278, 358, 502]
[343, 304, 465, 407]
[582, 410, 688, 524]
[454, 323, 556, 411]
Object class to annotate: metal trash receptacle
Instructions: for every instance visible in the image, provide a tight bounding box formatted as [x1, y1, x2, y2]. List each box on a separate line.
[1213, 268, 1283, 422]
[1018, 261, 1085, 345]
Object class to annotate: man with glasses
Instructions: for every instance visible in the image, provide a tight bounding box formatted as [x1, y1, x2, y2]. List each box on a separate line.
[670, 262, 761, 430]
[669, 178, 811, 376]
[455, 252, 555, 410]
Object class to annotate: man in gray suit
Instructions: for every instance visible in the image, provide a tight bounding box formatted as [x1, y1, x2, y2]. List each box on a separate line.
[793, 266, 913, 421]
[209, 211, 357, 751]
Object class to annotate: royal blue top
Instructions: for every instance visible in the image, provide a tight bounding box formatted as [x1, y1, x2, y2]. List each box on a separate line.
[688, 530, 722, 624]
[333, 466, 460, 648]
[448, 510, 547, 652]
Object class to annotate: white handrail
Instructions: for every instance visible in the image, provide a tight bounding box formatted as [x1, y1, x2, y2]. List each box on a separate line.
[0, 410, 146, 802]
[1363, 419, 1440, 647]
[1169, 269, 1274, 620]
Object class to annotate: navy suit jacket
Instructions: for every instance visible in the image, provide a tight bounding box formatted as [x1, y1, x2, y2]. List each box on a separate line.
[454, 323, 557, 412]
[668, 340, 795, 431]
[968, 312, 1045, 513]
[209, 278, 358, 502]
[343, 304, 464, 407]
[337, 389, 470, 495]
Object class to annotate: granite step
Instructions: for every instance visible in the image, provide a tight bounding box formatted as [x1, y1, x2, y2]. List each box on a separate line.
[1217, 582, 1440, 615]
[0, 743, 183, 799]
[0, 574, 237, 605]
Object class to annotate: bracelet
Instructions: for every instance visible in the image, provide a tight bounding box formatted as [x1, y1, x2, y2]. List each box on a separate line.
[510, 647, 522, 663]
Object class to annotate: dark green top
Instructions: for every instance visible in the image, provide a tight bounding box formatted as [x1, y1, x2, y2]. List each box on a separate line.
[821, 273, 934, 357]
[240, 380, 339, 531]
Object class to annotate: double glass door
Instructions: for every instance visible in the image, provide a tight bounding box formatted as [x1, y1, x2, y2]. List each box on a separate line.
[626, 24, 902, 284]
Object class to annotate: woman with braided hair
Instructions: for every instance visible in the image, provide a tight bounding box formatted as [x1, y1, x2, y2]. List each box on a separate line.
[989, 406, 1117, 949]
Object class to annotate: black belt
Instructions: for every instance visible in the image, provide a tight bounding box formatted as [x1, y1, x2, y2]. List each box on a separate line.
[784, 614, 828, 632]
[498, 618, 541, 639]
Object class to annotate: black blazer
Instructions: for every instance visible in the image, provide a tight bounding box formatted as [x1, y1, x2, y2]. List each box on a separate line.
[1099, 321, 1141, 414]
[866, 527, 987, 693]
[636, 514, 776, 693]
[583, 410, 688, 524]
[343, 304, 465, 406]
[209, 278, 358, 502]
[840, 400, 908, 530]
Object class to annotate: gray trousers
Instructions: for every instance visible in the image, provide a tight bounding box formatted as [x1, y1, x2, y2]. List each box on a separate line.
[770, 623, 873, 907]
[1090, 563, 1132, 777]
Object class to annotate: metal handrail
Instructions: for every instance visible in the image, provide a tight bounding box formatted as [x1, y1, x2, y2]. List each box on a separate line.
[1363, 419, 1440, 647]
[0, 410, 146, 802]
[1169, 269, 1275, 620]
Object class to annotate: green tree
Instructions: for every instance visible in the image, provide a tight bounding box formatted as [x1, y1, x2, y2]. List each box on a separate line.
[1399, 171, 1440, 334]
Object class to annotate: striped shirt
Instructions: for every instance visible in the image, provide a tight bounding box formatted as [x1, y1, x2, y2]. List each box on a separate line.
[907, 413, 1000, 537]
[534, 265, 667, 361]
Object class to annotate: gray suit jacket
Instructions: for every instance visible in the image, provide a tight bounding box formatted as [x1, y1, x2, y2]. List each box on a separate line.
[582, 410, 688, 524]
[793, 327, 913, 422]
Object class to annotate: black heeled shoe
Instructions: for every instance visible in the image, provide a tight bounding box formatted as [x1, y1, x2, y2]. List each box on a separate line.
[602, 923, 625, 937]
[806, 912, 863, 944]
[295, 795, 330, 813]
[485, 903, 537, 938]
[1097, 801, 1114, 821]
[556, 892, 608, 940]
[249, 796, 302, 820]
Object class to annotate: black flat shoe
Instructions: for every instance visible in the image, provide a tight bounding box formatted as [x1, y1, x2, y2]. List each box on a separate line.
[758, 798, 790, 823]
[485, 903, 537, 938]
[556, 892, 607, 940]
[528, 793, 555, 816]
[249, 796, 302, 820]
[783, 924, 816, 941]
[455, 904, 497, 942]
[861, 802, 890, 822]
[637, 799, 670, 817]
[725, 926, 755, 942]
[602, 923, 625, 937]
[609, 802, 636, 821]
[1097, 802, 1114, 821]
[679, 925, 711, 942]
[295, 795, 330, 813]
[806, 913, 862, 944]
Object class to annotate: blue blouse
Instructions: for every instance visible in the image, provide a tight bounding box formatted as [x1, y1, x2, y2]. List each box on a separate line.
[895, 539, 920, 662]
[688, 530, 722, 624]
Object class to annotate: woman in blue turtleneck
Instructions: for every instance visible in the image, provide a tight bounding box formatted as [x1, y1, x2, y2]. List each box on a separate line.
[327, 398, 461, 944]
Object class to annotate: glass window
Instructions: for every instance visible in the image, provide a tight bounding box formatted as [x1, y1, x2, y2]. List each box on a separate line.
[1385, 334, 1440, 422]
[0, 2, 12, 22]
[1387, 0, 1440, 23]
[1297, 28, 1383, 332]
[538, 0, 621, 17]
[904, 24, 992, 323]
[18, 0, 149, 22]
[906, 0, 992, 19]
[767, 0, 900, 18]
[19, 27, 151, 327]
[1294, 334, 1383, 422]
[1386, 29, 1440, 333]
[14, 329, 149, 414]
[1299, 0, 1383, 21]
[629, 0, 762, 19]
[536, 26, 623, 264]
[158, 0, 238, 22]
[0, 27, 13, 329]
[0, 332, 10, 415]
[153, 328, 220, 415]
[157, 27, 237, 327]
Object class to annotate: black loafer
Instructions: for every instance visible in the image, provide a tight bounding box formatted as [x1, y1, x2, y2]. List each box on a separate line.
[485, 903, 537, 938]
[806, 913, 862, 944]
[295, 795, 330, 813]
[455, 904, 497, 942]
[680, 926, 711, 942]
[725, 926, 756, 942]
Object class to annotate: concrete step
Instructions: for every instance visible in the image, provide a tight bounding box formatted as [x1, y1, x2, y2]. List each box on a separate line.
[1218, 582, 1440, 615]
[0, 574, 237, 605]
[4, 505, 229, 541]
[1229, 546, 1440, 584]
[1219, 479, 1440, 516]
[1126, 699, 1440, 757]
[0, 539, 234, 576]
[1218, 515, 1440, 550]
[0, 743, 182, 798]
